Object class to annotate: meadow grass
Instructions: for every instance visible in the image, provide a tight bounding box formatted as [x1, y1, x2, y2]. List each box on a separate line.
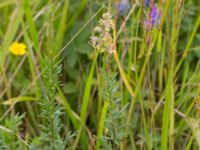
[0, 0, 200, 149]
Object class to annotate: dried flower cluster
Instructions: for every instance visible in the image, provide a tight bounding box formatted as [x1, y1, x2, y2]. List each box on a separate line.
[90, 12, 115, 54]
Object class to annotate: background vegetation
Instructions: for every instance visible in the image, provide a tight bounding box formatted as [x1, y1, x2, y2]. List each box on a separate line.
[0, 0, 200, 149]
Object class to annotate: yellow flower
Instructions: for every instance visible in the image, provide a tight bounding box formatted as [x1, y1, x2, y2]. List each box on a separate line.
[9, 42, 26, 56]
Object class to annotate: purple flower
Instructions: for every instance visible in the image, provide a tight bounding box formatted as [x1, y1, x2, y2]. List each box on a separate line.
[118, 0, 130, 16]
[145, 4, 161, 28]
[144, 0, 150, 7]
[151, 4, 161, 26]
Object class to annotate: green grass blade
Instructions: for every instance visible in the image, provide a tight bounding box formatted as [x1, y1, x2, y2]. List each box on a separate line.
[56, 85, 79, 128]
[161, 80, 173, 150]
[80, 53, 98, 124]
[96, 101, 108, 150]
[55, 0, 69, 50]
[1, 96, 38, 105]
[24, 0, 39, 51]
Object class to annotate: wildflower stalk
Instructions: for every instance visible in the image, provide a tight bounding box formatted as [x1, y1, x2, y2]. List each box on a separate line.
[90, 12, 129, 149]
[105, 66, 116, 148]
[126, 20, 157, 150]
[97, 62, 126, 148]
[41, 55, 62, 149]
[126, 1, 162, 148]
[38, 2, 65, 149]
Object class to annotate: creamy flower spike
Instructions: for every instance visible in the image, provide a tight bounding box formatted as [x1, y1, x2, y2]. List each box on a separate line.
[9, 42, 26, 56]
[90, 12, 114, 54]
